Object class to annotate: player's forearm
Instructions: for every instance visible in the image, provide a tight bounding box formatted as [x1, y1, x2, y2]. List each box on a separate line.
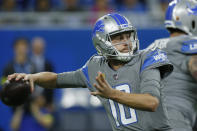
[57, 71, 86, 88]
[32, 72, 57, 89]
[109, 90, 159, 112]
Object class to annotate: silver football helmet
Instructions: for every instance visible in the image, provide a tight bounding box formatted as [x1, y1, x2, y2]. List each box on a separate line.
[165, 0, 197, 36]
[92, 13, 139, 62]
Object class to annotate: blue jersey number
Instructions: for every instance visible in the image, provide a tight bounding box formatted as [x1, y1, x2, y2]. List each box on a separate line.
[109, 84, 137, 126]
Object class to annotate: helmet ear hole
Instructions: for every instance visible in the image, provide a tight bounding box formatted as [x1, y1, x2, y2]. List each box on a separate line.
[192, 20, 195, 29]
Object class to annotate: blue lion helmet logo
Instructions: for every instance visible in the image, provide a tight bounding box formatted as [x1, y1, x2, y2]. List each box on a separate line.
[92, 20, 105, 37]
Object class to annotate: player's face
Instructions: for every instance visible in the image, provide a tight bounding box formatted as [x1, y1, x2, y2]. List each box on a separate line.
[110, 31, 132, 53]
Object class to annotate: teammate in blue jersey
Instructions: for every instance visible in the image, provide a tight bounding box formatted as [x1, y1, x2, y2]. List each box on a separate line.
[148, 0, 197, 130]
[8, 13, 173, 131]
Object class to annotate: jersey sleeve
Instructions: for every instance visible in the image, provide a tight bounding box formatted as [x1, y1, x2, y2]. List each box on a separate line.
[56, 69, 86, 88]
[147, 38, 169, 51]
[56, 55, 96, 88]
[140, 68, 161, 99]
[140, 49, 173, 79]
[180, 39, 197, 54]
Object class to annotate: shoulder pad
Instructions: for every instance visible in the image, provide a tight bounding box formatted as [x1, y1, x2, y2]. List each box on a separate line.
[89, 54, 105, 62]
[147, 38, 169, 51]
[181, 39, 197, 54]
[141, 49, 171, 70]
[141, 49, 173, 78]
[81, 54, 104, 84]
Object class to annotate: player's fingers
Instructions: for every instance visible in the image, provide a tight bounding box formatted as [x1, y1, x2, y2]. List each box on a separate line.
[97, 72, 108, 87]
[96, 76, 106, 88]
[15, 74, 23, 81]
[15, 73, 26, 81]
[96, 73, 106, 87]
[93, 83, 104, 92]
[100, 72, 107, 83]
[7, 73, 18, 81]
[91, 91, 102, 96]
[24, 75, 31, 81]
[24, 75, 34, 93]
[29, 80, 34, 93]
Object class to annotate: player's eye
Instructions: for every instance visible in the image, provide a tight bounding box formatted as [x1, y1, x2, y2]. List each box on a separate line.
[111, 35, 121, 41]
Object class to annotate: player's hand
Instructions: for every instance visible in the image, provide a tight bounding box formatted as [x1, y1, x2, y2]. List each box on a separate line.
[7, 73, 34, 93]
[91, 72, 116, 99]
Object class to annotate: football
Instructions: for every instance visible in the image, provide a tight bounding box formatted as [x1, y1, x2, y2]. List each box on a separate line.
[0, 79, 31, 106]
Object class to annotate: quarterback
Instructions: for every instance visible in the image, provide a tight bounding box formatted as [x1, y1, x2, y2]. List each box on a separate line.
[8, 13, 173, 131]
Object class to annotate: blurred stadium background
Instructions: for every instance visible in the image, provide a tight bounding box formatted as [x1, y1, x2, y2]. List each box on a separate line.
[0, 0, 171, 131]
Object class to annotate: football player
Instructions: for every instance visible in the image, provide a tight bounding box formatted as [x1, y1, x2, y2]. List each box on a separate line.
[8, 13, 173, 131]
[148, 0, 197, 130]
